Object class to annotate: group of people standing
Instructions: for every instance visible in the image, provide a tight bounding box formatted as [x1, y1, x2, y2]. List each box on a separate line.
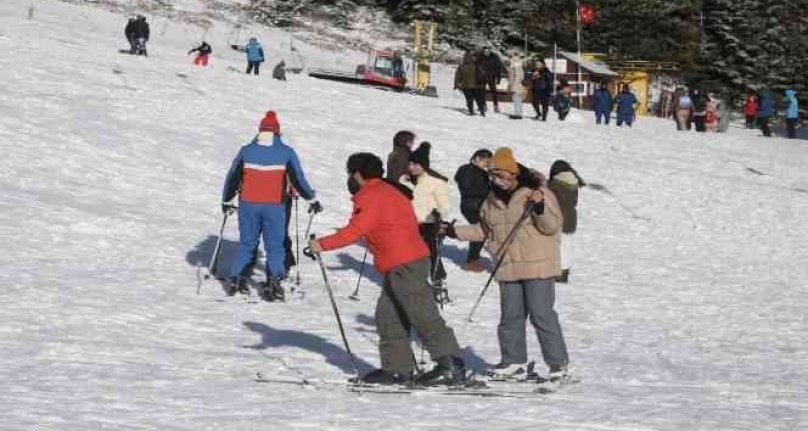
[743, 89, 800, 139]
[221, 112, 583, 386]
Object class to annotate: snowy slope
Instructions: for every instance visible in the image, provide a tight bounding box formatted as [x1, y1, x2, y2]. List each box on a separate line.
[2, 1, 808, 430]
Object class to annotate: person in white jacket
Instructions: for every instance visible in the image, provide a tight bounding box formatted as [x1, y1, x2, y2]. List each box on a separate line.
[402, 142, 450, 302]
[507, 54, 528, 119]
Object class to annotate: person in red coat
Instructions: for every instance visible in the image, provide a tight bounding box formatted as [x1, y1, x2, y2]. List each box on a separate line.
[309, 152, 465, 386]
[744, 94, 759, 129]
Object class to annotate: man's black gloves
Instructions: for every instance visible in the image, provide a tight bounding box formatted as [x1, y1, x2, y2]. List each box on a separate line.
[222, 204, 238, 215]
[308, 200, 323, 214]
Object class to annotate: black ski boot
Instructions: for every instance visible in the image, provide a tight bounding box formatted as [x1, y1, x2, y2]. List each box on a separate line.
[414, 356, 466, 386]
[432, 279, 450, 306]
[350, 369, 412, 386]
[260, 277, 284, 302]
[226, 277, 249, 296]
[555, 268, 570, 284]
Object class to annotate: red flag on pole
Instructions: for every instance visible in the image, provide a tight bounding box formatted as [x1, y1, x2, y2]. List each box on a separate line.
[580, 4, 596, 25]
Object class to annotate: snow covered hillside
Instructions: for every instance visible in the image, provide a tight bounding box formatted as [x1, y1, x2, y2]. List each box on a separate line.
[1, 1, 807, 430]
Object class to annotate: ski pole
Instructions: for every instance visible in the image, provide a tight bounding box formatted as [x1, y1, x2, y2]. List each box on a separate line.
[294, 196, 300, 287]
[303, 211, 316, 240]
[349, 247, 368, 300]
[467, 203, 535, 322]
[198, 208, 233, 295]
[304, 235, 360, 378]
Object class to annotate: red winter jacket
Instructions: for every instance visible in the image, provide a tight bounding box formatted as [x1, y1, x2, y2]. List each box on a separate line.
[319, 179, 430, 274]
[744, 97, 759, 117]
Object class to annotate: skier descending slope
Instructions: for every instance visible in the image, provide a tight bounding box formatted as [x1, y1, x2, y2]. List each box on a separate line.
[308, 153, 466, 386]
[442, 147, 571, 382]
[222, 111, 322, 301]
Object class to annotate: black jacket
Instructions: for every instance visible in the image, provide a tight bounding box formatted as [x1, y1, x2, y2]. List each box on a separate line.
[386, 146, 411, 182]
[531, 68, 554, 97]
[479, 52, 504, 83]
[132, 19, 150, 41]
[125, 20, 136, 39]
[189, 42, 212, 55]
[454, 163, 490, 207]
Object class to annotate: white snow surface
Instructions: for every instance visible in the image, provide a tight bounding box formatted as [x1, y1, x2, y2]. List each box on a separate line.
[2, 1, 807, 430]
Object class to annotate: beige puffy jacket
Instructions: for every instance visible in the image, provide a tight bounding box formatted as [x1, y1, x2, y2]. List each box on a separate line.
[455, 186, 562, 281]
[406, 172, 450, 223]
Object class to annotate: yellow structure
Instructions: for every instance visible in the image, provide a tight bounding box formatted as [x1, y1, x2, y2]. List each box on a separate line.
[413, 20, 437, 91]
[616, 71, 650, 117]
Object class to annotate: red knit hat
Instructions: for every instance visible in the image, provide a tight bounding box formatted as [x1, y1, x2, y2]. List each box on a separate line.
[259, 111, 281, 135]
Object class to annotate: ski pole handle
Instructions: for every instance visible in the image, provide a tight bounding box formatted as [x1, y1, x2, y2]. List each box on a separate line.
[302, 234, 317, 260]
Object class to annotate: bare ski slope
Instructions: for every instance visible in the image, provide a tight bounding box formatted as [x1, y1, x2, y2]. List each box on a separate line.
[1, 1, 807, 430]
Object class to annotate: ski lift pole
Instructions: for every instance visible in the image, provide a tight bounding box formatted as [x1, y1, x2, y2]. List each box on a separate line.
[575, 0, 584, 108]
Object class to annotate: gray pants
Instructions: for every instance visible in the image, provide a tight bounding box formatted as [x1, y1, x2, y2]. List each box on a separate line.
[376, 258, 460, 373]
[498, 278, 568, 366]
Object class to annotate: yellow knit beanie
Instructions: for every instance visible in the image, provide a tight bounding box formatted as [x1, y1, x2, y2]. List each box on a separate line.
[490, 147, 519, 175]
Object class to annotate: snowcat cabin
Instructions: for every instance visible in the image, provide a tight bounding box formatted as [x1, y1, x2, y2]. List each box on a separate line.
[355, 50, 407, 90]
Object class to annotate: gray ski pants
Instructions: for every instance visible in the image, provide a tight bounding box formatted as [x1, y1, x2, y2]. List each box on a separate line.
[498, 278, 568, 367]
[376, 258, 460, 373]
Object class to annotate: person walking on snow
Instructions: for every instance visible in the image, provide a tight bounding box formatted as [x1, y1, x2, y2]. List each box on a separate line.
[690, 89, 709, 132]
[308, 153, 466, 386]
[615, 86, 638, 127]
[453, 149, 492, 272]
[785, 89, 799, 139]
[386, 130, 415, 183]
[124, 18, 137, 53]
[244, 37, 265, 75]
[442, 147, 570, 381]
[592, 83, 612, 125]
[744, 93, 759, 130]
[188, 41, 212, 67]
[676, 90, 693, 131]
[130, 15, 149, 56]
[221, 111, 322, 301]
[547, 160, 585, 284]
[454, 52, 486, 116]
[531, 60, 554, 121]
[480, 47, 504, 113]
[553, 84, 572, 121]
[756, 89, 776, 137]
[506, 54, 527, 119]
[402, 142, 451, 301]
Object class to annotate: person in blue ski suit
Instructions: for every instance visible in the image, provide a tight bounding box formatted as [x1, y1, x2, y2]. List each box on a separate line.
[592, 83, 613, 125]
[615, 86, 638, 127]
[221, 111, 322, 301]
[785, 89, 799, 139]
[244, 37, 265, 75]
[756, 89, 776, 137]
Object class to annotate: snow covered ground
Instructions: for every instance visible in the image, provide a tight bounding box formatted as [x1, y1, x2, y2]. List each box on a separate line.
[1, 1, 807, 429]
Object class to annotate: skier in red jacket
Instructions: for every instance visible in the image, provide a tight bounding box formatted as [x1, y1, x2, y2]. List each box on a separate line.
[309, 152, 465, 386]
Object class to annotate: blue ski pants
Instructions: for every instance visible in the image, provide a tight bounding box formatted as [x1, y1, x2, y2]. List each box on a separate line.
[616, 112, 634, 127]
[229, 201, 287, 280]
[595, 110, 610, 125]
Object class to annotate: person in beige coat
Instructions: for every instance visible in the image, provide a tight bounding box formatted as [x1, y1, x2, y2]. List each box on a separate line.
[443, 147, 570, 380]
[506, 54, 528, 119]
[402, 142, 450, 300]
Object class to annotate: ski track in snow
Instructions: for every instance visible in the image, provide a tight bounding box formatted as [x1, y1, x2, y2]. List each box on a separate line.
[1, 1, 807, 430]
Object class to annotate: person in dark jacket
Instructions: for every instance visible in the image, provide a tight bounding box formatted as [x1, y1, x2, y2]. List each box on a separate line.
[131, 15, 149, 56]
[615, 86, 638, 127]
[309, 152, 465, 386]
[272, 61, 287, 81]
[756, 89, 776, 137]
[548, 160, 585, 283]
[188, 41, 212, 67]
[531, 60, 554, 121]
[453, 149, 492, 272]
[386, 130, 415, 182]
[553, 84, 572, 121]
[454, 52, 486, 116]
[479, 47, 504, 113]
[690, 89, 709, 132]
[124, 18, 137, 53]
[592, 83, 613, 125]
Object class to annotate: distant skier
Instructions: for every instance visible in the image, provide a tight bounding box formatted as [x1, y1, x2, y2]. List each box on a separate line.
[272, 61, 287, 81]
[131, 15, 149, 56]
[756, 89, 775, 137]
[442, 147, 570, 382]
[592, 83, 612, 125]
[308, 152, 466, 386]
[244, 37, 265, 76]
[479, 47, 504, 113]
[401, 142, 450, 301]
[386, 130, 415, 183]
[454, 52, 486, 116]
[124, 18, 137, 53]
[547, 160, 585, 284]
[188, 41, 212, 67]
[453, 149, 492, 272]
[530, 60, 554, 121]
[743, 93, 759, 129]
[553, 84, 572, 121]
[221, 111, 322, 301]
[785, 89, 799, 139]
[614, 86, 638, 127]
[506, 54, 527, 119]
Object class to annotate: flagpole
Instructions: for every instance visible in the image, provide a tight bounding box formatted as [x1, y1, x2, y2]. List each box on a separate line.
[576, 0, 584, 108]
